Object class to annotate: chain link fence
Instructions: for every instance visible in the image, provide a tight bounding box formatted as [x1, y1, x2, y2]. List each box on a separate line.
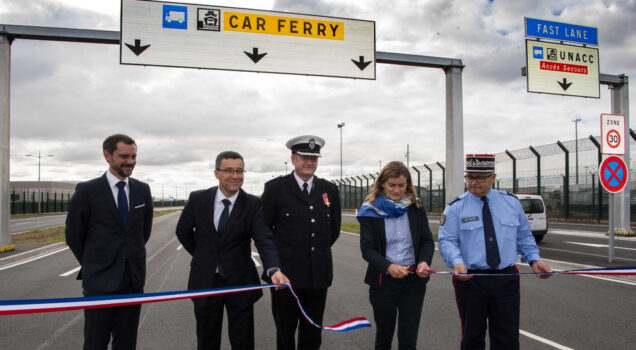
[334, 135, 636, 222]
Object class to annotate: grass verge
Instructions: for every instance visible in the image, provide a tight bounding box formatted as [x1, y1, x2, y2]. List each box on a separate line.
[12, 226, 66, 245]
[341, 222, 360, 234]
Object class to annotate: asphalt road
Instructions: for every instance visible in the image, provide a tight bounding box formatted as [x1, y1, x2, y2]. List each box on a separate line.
[9, 207, 182, 235]
[1, 212, 636, 349]
[9, 215, 67, 234]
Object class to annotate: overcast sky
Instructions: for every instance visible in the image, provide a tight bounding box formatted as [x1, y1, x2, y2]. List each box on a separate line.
[1, 0, 634, 198]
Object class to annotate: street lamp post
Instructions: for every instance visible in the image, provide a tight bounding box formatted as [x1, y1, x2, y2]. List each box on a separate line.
[572, 117, 581, 184]
[25, 150, 54, 214]
[284, 161, 288, 174]
[337, 122, 345, 180]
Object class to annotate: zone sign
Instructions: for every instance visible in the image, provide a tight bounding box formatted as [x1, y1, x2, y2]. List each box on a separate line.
[601, 113, 626, 155]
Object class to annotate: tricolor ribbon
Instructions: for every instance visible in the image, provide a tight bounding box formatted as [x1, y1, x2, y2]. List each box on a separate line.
[421, 265, 636, 277]
[0, 283, 371, 332]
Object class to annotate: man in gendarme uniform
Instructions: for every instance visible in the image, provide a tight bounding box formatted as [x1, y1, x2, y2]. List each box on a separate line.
[261, 135, 341, 350]
[438, 154, 552, 350]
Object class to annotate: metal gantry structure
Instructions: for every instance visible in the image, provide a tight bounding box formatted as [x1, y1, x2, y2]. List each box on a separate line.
[0, 24, 467, 248]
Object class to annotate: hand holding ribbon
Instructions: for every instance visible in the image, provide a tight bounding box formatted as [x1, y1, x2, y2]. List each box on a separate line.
[271, 271, 290, 290]
[530, 260, 552, 279]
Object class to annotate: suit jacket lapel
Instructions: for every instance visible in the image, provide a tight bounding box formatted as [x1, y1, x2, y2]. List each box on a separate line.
[207, 187, 217, 234]
[308, 176, 323, 204]
[99, 175, 124, 229]
[221, 189, 244, 243]
[285, 173, 307, 203]
[407, 206, 420, 251]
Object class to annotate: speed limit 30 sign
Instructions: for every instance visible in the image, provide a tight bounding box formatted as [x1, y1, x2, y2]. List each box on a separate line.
[601, 113, 625, 155]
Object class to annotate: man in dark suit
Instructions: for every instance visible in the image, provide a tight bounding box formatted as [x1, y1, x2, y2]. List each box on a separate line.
[176, 150, 289, 350]
[66, 134, 153, 350]
[261, 135, 341, 350]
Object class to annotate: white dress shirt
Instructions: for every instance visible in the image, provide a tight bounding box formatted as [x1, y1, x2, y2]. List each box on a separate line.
[213, 189, 238, 230]
[105, 170, 129, 209]
[293, 172, 314, 194]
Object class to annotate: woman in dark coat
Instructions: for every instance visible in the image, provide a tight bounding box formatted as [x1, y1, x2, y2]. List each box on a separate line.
[358, 161, 435, 350]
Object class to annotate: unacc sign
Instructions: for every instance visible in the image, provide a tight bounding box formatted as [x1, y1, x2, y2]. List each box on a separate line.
[525, 39, 599, 98]
[120, 0, 376, 79]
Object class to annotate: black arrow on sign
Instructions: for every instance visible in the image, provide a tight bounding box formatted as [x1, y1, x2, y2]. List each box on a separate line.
[557, 78, 572, 91]
[244, 47, 267, 63]
[125, 39, 151, 56]
[351, 56, 372, 71]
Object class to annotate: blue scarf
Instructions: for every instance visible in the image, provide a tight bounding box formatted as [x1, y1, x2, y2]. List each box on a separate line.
[357, 194, 412, 221]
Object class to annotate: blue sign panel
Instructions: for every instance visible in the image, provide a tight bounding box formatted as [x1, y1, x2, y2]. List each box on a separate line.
[163, 4, 188, 30]
[525, 18, 598, 46]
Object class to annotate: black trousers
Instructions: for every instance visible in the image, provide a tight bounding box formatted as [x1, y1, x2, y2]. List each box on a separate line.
[270, 287, 327, 350]
[369, 274, 427, 350]
[453, 266, 520, 350]
[194, 275, 255, 350]
[83, 269, 142, 350]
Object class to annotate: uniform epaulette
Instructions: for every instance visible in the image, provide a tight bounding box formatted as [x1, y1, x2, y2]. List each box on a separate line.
[447, 196, 461, 205]
[264, 175, 283, 186]
[505, 191, 518, 199]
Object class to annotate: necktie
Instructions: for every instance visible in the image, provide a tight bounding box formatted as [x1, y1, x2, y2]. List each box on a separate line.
[302, 182, 310, 197]
[218, 199, 231, 234]
[116, 181, 128, 226]
[481, 196, 501, 269]
[216, 199, 231, 278]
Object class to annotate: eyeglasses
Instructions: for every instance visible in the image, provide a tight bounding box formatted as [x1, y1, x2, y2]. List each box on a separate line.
[216, 168, 246, 175]
[464, 174, 493, 183]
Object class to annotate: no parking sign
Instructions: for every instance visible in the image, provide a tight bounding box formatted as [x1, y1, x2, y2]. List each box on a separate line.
[601, 114, 625, 155]
[599, 155, 628, 193]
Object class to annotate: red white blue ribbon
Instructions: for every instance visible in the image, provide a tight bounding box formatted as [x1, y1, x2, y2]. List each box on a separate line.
[422, 265, 636, 276]
[0, 283, 371, 332]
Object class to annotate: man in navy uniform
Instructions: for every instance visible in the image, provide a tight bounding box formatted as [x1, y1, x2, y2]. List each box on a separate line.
[438, 154, 552, 350]
[261, 135, 341, 350]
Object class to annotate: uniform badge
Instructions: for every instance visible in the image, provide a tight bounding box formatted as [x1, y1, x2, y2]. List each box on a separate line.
[322, 193, 331, 207]
[440, 214, 446, 226]
[461, 216, 479, 223]
[309, 138, 316, 150]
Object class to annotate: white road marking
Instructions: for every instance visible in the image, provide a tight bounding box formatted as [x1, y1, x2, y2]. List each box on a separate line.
[0, 247, 69, 271]
[548, 229, 635, 241]
[539, 246, 636, 263]
[520, 330, 574, 350]
[566, 241, 636, 251]
[59, 266, 80, 277]
[252, 251, 261, 267]
[0, 243, 65, 262]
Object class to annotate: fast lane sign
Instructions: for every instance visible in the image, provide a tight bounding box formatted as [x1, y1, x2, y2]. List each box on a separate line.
[120, 0, 376, 79]
[599, 155, 628, 193]
[601, 114, 626, 155]
[525, 39, 599, 98]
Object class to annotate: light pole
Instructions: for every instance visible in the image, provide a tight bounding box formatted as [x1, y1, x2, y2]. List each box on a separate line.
[378, 160, 382, 172]
[25, 151, 54, 214]
[572, 117, 581, 184]
[284, 161, 288, 174]
[405, 144, 410, 167]
[337, 122, 345, 180]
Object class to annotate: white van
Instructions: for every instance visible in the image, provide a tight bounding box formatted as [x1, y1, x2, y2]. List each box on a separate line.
[515, 194, 548, 243]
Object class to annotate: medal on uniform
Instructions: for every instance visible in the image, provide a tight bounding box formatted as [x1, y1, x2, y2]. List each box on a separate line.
[322, 193, 331, 207]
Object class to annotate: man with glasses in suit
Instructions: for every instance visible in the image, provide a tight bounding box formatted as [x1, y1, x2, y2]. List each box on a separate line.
[176, 150, 289, 350]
